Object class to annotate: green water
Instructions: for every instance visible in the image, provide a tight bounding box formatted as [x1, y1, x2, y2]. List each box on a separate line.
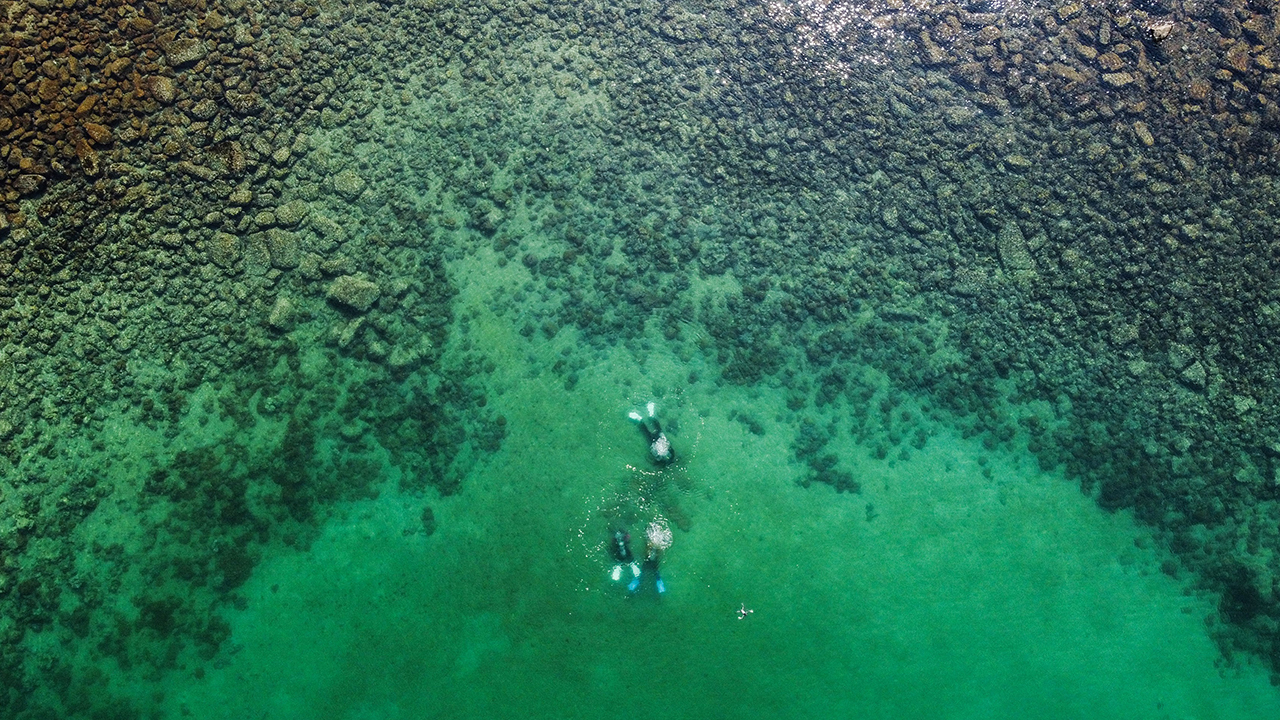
[9, 1, 1280, 716]
[73, 249, 1274, 719]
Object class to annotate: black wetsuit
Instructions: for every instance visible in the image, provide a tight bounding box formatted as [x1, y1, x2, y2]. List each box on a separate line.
[638, 417, 675, 465]
[610, 531, 634, 564]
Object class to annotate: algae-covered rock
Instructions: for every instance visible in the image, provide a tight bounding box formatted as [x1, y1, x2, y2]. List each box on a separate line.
[267, 296, 296, 330]
[996, 221, 1036, 278]
[149, 76, 177, 105]
[225, 91, 263, 115]
[210, 232, 240, 268]
[228, 187, 253, 206]
[191, 98, 219, 121]
[332, 169, 366, 200]
[275, 200, 309, 227]
[165, 37, 207, 67]
[327, 275, 381, 312]
[264, 229, 300, 269]
[242, 233, 271, 275]
[1180, 361, 1207, 390]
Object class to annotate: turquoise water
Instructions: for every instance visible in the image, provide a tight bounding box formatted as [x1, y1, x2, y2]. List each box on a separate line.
[68, 251, 1280, 718]
[6, 0, 1280, 717]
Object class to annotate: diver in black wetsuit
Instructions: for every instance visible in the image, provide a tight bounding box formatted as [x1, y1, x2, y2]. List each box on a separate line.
[629, 401, 674, 466]
[608, 528, 641, 584]
[607, 403, 677, 595]
[605, 524, 670, 595]
[632, 521, 671, 594]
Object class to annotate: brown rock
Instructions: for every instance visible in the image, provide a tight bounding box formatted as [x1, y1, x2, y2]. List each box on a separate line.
[105, 57, 132, 77]
[997, 221, 1036, 278]
[954, 62, 986, 90]
[1097, 52, 1124, 71]
[210, 140, 246, 174]
[1004, 154, 1034, 171]
[75, 138, 100, 177]
[243, 233, 271, 275]
[224, 91, 262, 114]
[191, 98, 218, 120]
[1227, 43, 1251, 73]
[1243, 16, 1273, 43]
[299, 253, 322, 279]
[233, 24, 255, 47]
[1180, 361, 1207, 390]
[274, 199, 308, 227]
[1133, 121, 1155, 147]
[1051, 63, 1085, 84]
[332, 169, 366, 200]
[149, 76, 177, 104]
[37, 78, 60, 102]
[951, 266, 990, 297]
[165, 38, 208, 67]
[1213, 7, 1242, 39]
[15, 175, 44, 195]
[176, 161, 217, 182]
[267, 296, 296, 330]
[83, 122, 112, 145]
[73, 94, 99, 117]
[1102, 72, 1135, 88]
[1146, 20, 1175, 43]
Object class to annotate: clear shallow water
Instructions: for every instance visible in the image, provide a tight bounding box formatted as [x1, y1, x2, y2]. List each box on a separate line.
[87, 250, 1275, 719]
[7, 1, 1280, 716]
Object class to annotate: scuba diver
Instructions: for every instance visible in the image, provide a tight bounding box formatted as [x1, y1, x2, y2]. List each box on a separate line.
[607, 404, 678, 595]
[607, 522, 671, 595]
[608, 528, 641, 584]
[628, 401, 675, 466]
[630, 521, 672, 594]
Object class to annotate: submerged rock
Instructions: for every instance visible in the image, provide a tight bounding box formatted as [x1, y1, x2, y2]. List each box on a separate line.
[264, 229, 300, 269]
[274, 200, 309, 227]
[332, 169, 366, 200]
[209, 232, 240, 268]
[996, 221, 1036, 279]
[267, 296, 296, 330]
[165, 37, 207, 67]
[1180, 361, 1207, 390]
[327, 275, 381, 312]
[149, 76, 177, 105]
